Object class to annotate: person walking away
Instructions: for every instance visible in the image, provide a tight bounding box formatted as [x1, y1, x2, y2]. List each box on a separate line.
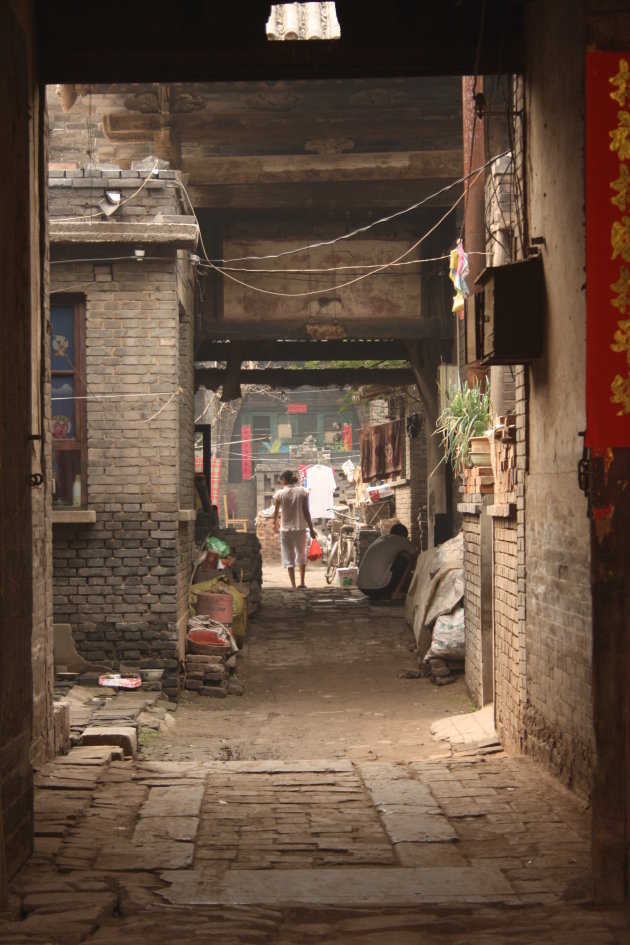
[273, 470, 317, 588]
[357, 523, 418, 600]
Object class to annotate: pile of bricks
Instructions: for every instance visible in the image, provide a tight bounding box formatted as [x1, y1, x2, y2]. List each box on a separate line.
[183, 653, 243, 698]
[462, 465, 494, 495]
[492, 416, 517, 498]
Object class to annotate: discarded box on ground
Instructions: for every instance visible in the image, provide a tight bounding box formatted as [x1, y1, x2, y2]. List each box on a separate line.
[336, 566, 358, 588]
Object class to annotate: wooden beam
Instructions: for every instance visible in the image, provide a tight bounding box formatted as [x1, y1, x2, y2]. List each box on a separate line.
[200, 316, 446, 342]
[196, 339, 409, 362]
[196, 366, 416, 390]
[188, 179, 458, 211]
[184, 150, 462, 186]
[36, 1, 525, 84]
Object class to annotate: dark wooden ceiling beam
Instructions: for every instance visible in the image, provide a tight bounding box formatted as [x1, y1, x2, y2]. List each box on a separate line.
[199, 317, 446, 342]
[183, 151, 462, 189]
[188, 179, 461, 211]
[196, 366, 416, 391]
[37, 1, 524, 83]
[196, 339, 410, 362]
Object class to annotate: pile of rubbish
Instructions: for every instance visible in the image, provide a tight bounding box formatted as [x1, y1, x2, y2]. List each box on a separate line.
[404, 533, 465, 684]
[184, 536, 248, 697]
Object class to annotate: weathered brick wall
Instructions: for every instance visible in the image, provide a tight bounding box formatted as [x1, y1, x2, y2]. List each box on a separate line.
[176, 254, 196, 663]
[1, 5, 42, 886]
[522, 10, 595, 795]
[461, 508, 482, 705]
[493, 515, 521, 746]
[50, 254, 190, 696]
[48, 168, 186, 221]
[31, 100, 55, 771]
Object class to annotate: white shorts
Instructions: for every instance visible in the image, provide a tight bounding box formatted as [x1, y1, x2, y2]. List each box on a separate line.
[280, 529, 308, 568]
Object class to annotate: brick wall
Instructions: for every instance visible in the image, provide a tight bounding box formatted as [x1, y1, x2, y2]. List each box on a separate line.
[50, 252, 193, 696]
[459, 487, 494, 709]
[461, 508, 482, 705]
[493, 515, 521, 746]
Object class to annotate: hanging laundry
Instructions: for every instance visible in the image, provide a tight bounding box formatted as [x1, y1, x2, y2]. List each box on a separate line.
[449, 239, 470, 319]
[241, 425, 252, 481]
[358, 420, 402, 481]
[305, 464, 336, 519]
[210, 457, 222, 506]
[343, 423, 353, 450]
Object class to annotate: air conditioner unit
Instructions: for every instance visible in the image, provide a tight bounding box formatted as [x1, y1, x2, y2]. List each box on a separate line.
[472, 255, 544, 365]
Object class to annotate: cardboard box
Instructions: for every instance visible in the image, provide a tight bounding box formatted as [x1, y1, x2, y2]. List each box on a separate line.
[336, 567, 358, 588]
[367, 484, 393, 502]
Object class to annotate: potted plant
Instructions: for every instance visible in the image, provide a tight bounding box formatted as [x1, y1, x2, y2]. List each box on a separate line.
[433, 380, 493, 476]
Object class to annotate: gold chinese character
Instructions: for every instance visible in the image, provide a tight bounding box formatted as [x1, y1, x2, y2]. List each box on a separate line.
[610, 58, 630, 107]
[611, 267, 630, 313]
[611, 319, 630, 365]
[610, 112, 630, 161]
[611, 216, 630, 261]
[610, 372, 630, 415]
[611, 163, 630, 211]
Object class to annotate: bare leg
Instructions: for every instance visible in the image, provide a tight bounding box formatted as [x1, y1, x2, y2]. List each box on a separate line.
[298, 564, 306, 587]
[287, 566, 296, 588]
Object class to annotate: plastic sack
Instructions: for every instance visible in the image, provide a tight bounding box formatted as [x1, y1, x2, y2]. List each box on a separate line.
[425, 605, 465, 661]
[308, 538, 323, 560]
[204, 535, 231, 557]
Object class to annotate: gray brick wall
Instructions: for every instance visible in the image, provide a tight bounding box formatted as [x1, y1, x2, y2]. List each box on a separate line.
[50, 254, 194, 693]
[493, 515, 521, 747]
[462, 510, 482, 705]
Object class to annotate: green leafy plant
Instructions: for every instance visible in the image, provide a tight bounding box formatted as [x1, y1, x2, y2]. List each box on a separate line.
[434, 381, 492, 476]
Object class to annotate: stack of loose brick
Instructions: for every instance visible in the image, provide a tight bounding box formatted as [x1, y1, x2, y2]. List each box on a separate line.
[183, 653, 242, 697]
[493, 416, 517, 499]
[462, 465, 494, 495]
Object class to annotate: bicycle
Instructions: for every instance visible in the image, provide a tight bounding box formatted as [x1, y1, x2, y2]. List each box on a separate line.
[324, 506, 361, 584]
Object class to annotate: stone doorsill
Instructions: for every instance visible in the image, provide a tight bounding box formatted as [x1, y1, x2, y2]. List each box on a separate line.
[52, 510, 97, 524]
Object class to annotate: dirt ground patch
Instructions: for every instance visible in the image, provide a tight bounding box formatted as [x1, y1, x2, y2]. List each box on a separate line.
[139, 562, 475, 764]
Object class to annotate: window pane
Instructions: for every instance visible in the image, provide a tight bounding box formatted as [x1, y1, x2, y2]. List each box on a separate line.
[52, 376, 76, 440]
[52, 449, 82, 507]
[50, 305, 75, 370]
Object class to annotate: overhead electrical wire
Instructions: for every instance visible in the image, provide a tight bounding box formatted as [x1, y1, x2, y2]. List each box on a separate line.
[180, 148, 510, 267]
[195, 171, 482, 300]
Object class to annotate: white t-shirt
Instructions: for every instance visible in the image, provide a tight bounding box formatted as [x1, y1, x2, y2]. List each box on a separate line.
[305, 464, 336, 519]
[273, 485, 308, 531]
[357, 534, 417, 590]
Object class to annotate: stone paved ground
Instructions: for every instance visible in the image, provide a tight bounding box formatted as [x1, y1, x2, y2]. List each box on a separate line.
[1, 578, 629, 943]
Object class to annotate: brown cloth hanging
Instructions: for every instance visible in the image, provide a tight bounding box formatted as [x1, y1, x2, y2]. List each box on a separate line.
[358, 419, 402, 481]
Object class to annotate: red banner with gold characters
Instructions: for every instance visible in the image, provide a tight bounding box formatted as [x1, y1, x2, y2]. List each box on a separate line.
[586, 52, 630, 449]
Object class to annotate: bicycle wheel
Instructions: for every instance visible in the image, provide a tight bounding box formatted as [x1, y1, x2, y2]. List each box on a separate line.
[325, 539, 339, 584]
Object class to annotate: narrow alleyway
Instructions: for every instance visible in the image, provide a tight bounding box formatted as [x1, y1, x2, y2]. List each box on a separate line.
[1, 576, 628, 943]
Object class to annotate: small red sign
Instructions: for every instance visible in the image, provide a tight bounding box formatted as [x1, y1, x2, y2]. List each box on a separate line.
[288, 403, 307, 414]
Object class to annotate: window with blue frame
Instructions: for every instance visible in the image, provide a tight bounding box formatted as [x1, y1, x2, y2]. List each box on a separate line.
[50, 297, 86, 507]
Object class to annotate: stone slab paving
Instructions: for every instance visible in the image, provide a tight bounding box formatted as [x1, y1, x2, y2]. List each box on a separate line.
[2, 747, 630, 942]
